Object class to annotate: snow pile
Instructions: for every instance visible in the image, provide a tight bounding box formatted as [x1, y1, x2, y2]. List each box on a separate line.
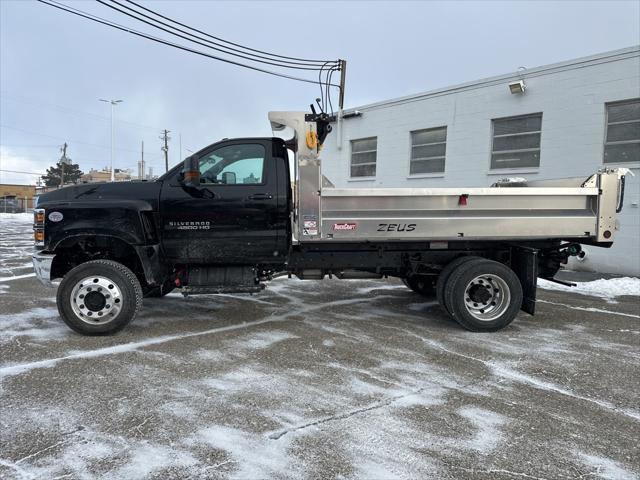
[538, 277, 640, 300]
[0, 212, 35, 280]
[0, 212, 32, 224]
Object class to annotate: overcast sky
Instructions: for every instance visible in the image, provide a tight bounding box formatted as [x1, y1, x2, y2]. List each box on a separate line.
[1, 0, 639, 185]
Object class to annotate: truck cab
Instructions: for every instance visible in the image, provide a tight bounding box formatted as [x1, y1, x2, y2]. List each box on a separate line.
[158, 137, 291, 265]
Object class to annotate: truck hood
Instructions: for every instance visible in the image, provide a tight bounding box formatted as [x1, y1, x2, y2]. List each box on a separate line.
[37, 181, 162, 208]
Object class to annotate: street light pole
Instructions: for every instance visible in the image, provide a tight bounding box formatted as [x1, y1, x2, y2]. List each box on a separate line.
[99, 98, 123, 182]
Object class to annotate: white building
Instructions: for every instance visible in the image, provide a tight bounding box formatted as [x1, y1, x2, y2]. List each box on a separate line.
[322, 47, 640, 276]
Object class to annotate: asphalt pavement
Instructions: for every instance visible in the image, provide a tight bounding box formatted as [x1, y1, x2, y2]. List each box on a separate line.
[0, 217, 639, 479]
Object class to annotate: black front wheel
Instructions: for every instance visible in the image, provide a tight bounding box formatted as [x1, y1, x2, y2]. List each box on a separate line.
[56, 260, 143, 335]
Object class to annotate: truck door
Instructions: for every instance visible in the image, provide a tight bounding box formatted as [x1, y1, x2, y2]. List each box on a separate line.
[159, 140, 280, 264]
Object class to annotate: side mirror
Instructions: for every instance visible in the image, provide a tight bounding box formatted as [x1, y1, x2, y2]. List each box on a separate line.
[183, 155, 200, 187]
[222, 171, 236, 184]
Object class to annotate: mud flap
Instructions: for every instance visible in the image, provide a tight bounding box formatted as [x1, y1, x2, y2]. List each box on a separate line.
[511, 247, 538, 315]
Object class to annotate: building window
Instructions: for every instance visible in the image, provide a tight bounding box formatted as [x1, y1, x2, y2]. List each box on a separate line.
[350, 137, 377, 178]
[604, 99, 640, 164]
[410, 127, 446, 175]
[491, 113, 542, 169]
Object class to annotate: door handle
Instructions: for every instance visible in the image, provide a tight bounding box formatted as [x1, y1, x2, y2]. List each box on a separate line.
[248, 193, 273, 200]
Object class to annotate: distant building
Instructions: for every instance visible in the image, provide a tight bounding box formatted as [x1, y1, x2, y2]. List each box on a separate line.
[322, 46, 640, 275]
[80, 169, 132, 183]
[0, 183, 37, 211]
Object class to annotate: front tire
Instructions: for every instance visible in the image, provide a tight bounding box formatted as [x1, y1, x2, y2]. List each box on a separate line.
[443, 259, 522, 332]
[56, 260, 143, 335]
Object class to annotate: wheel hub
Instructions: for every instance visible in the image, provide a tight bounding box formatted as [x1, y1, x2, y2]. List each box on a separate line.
[84, 291, 106, 311]
[70, 275, 123, 325]
[464, 274, 511, 322]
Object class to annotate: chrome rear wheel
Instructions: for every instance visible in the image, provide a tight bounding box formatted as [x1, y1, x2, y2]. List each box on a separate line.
[463, 274, 511, 322]
[443, 259, 522, 332]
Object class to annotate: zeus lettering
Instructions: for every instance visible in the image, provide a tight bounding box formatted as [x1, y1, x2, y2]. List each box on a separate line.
[377, 223, 416, 232]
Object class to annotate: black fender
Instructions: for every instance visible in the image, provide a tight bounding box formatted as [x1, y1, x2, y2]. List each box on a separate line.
[40, 199, 155, 250]
[40, 200, 165, 285]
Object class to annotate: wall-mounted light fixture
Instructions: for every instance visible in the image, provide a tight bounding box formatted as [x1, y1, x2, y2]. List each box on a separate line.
[509, 66, 527, 95]
[343, 110, 362, 119]
[508, 80, 526, 94]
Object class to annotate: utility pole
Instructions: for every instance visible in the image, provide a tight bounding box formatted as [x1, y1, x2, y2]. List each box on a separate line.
[338, 59, 347, 111]
[59, 142, 68, 188]
[99, 98, 123, 182]
[139, 141, 146, 180]
[160, 129, 171, 173]
[337, 59, 347, 150]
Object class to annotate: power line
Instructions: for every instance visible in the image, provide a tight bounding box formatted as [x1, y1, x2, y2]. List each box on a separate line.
[0, 124, 141, 154]
[102, 0, 337, 70]
[1, 91, 169, 132]
[0, 169, 46, 176]
[37, 0, 341, 88]
[0, 144, 61, 149]
[124, 0, 335, 65]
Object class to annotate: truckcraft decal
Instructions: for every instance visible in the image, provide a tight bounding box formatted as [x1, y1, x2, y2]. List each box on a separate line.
[166, 221, 211, 230]
[332, 223, 358, 231]
[377, 223, 416, 232]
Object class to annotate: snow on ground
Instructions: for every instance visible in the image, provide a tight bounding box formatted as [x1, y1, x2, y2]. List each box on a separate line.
[1, 210, 639, 479]
[0, 212, 34, 281]
[538, 276, 640, 301]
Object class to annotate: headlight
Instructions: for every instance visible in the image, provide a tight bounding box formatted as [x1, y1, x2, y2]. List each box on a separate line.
[34, 208, 45, 247]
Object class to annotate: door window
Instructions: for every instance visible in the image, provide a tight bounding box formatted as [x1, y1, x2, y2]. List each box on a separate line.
[199, 144, 265, 185]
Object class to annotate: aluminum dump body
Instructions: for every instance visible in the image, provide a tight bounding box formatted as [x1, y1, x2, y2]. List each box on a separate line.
[268, 111, 625, 246]
[319, 181, 613, 242]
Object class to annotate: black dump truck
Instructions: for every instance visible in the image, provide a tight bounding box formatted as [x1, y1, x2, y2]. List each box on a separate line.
[32, 111, 627, 335]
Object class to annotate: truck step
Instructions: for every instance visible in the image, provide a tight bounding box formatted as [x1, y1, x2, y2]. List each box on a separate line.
[180, 284, 265, 296]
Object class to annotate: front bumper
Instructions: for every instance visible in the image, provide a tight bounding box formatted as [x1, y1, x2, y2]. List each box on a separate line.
[32, 251, 56, 287]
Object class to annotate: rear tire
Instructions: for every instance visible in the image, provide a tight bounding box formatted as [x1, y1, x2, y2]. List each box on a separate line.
[436, 256, 481, 313]
[56, 259, 143, 335]
[443, 259, 522, 332]
[402, 276, 436, 297]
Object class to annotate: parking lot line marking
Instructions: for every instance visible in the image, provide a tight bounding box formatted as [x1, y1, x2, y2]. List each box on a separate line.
[377, 321, 640, 422]
[268, 387, 425, 440]
[538, 299, 640, 319]
[421, 338, 640, 422]
[0, 273, 35, 282]
[0, 317, 283, 379]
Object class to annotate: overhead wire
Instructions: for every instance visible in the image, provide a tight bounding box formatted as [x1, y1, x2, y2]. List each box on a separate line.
[124, 0, 335, 64]
[96, 0, 335, 71]
[326, 66, 339, 116]
[0, 91, 169, 132]
[108, 0, 336, 69]
[37, 0, 341, 88]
